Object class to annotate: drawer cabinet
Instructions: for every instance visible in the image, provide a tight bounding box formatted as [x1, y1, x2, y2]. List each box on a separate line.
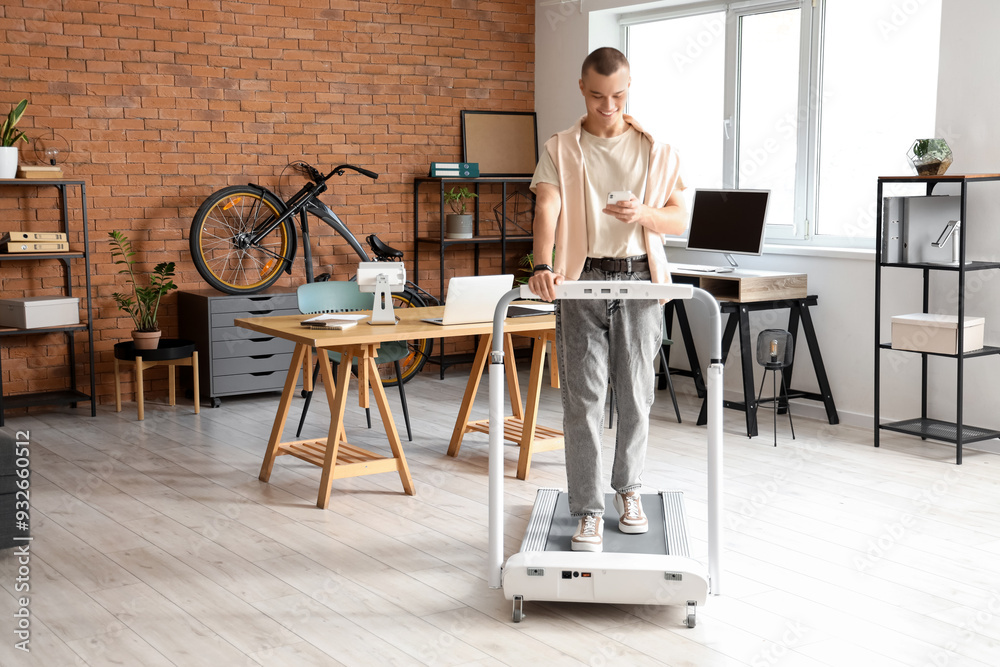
[178, 289, 299, 407]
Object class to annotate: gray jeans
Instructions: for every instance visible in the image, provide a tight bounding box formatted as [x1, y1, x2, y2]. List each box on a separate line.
[556, 265, 662, 517]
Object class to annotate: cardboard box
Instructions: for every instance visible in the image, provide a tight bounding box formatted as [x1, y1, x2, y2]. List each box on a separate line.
[891, 313, 985, 354]
[0, 296, 80, 329]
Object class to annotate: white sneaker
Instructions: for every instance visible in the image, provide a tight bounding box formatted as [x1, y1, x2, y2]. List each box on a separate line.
[613, 491, 648, 534]
[571, 515, 604, 552]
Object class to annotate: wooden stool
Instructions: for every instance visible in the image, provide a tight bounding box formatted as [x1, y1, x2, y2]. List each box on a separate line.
[114, 339, 200, 421]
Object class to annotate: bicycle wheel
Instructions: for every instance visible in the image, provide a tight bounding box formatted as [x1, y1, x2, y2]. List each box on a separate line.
[379, 290, 433, 386]
[190, 186, 295, 294]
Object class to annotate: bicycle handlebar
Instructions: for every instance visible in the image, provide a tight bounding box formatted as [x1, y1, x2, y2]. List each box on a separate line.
[328, 164, 379, 181]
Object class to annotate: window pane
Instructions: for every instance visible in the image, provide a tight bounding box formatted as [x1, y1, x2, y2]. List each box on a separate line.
[817, 0, 942, 239]
[737, 9, 801, 231]
[627, 12, 726, 190]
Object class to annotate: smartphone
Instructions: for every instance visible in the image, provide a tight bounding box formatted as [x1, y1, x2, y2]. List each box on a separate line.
[606, 191, 633, 207]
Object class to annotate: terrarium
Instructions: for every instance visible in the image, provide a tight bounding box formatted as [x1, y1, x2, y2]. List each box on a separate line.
[907, 138, 953, 176]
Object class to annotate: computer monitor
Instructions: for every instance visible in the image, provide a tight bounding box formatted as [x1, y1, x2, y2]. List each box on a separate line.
[685, 189, 770, 268]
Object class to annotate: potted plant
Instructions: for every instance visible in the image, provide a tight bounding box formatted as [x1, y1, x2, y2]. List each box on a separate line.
[0, 99, 28, 179]
[108, 230, 177, 350]
[907, 138, 953, 176]
[443, 185, 477, 239]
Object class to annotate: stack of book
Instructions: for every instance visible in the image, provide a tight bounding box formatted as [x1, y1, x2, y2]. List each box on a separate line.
[0, 231, 70, 253]
[16, 164, 63, 180]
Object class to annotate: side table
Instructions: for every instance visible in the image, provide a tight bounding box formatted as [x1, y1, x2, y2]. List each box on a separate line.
[114, 339, 200, 421]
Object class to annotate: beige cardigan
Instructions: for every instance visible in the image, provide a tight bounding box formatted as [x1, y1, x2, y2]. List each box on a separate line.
[543, 114, 683, 285]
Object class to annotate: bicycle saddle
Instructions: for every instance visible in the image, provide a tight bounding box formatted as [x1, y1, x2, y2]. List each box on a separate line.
[366, 234, 404, 259]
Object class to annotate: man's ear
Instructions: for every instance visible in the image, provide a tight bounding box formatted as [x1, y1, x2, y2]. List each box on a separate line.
[578, 78, 585, 95]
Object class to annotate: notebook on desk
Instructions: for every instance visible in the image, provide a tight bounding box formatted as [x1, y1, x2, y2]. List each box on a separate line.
[422, 274, 515, 325]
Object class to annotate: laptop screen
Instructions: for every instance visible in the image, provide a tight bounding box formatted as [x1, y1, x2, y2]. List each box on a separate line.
[440, 274, 514, 324]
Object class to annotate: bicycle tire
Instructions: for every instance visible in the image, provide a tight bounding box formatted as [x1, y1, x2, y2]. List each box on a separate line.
[379, 290, 432, 386]
[190, 186, 295, 294]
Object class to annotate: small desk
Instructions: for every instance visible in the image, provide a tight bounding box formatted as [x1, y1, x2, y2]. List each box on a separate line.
[667, 267, 838, 437]
[236, 307, 560, 508]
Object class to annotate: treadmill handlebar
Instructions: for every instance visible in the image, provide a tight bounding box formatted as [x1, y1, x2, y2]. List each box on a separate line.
[518, 280, 694, 302]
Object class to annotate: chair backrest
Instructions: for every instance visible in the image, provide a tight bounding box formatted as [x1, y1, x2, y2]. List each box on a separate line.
[297, 280, 372, 315]
[296, 280, 409, 364]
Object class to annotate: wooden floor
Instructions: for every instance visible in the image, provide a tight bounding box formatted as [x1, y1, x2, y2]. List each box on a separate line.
[2, 369, 999, 667]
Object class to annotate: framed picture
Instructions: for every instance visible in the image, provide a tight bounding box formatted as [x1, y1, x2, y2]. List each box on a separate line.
[461, 111, 538, 177]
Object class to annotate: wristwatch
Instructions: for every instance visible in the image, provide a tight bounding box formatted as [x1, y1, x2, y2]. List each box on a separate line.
[532, 263, 553, 274]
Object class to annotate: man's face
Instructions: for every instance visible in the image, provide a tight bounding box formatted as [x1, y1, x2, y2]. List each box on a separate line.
[579, 67, 630, 130]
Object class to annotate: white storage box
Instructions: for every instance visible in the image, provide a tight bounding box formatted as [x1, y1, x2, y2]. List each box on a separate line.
[891, 313, 985, 354]
[0, 296, 80, 329]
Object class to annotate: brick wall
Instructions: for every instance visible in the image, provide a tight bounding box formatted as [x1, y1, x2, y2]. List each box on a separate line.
[0, 0, 535, 407]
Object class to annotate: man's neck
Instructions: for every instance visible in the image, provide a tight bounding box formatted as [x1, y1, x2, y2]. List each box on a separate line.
[581, 115, 629, 138]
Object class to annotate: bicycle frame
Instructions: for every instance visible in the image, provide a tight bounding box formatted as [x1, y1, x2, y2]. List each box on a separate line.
[244, 165, 375, 284]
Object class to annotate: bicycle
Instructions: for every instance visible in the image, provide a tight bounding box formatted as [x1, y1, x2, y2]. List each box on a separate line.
[189, 161, 436, 385]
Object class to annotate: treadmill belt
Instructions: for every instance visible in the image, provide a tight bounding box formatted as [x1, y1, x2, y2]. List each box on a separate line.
[545, 492, 671, 555]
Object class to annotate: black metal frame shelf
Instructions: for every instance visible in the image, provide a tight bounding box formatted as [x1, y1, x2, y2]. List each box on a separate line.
[413, 176, 534, 302]
[0, 252, 86, 261]
[879, 418, 1000, 445]
[413, 175, 535, 376]
[0, 324, 89, 336]
[874, 173, 1000, 464]
[0, 179, 95, 426]
[878, 343, 1000, 359]
[880, 260, 1000, 271]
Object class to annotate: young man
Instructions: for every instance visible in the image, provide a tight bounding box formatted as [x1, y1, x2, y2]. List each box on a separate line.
[528, 47, 688, 552]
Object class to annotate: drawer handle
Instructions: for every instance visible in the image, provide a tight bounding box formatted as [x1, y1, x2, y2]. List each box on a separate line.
[249, 354, 275, 360]
[250, 371, 276, 377]
[249, 337, 275, 343]
[248, 310, 274, 315]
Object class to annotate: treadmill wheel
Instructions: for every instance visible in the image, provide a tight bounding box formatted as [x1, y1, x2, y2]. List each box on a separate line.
[686, 600, 697, 628]
[512, 595, 524, 623]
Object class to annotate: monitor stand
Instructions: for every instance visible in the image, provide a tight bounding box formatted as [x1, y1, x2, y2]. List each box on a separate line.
[723, 253, 739, 269]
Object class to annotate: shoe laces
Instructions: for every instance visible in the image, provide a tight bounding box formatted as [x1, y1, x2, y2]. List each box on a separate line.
[581, 515, 598, 536]
[623, 493, 640, 519]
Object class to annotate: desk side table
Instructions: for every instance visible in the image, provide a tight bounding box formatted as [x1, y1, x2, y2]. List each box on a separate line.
[114, 339, 200, 421]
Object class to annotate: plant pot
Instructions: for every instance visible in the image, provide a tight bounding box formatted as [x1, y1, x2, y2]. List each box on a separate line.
[0, 147, 17, 179]
[907, 138, 953, 176]
[132, 330, 161, 350]
[445, 214, 474, 239]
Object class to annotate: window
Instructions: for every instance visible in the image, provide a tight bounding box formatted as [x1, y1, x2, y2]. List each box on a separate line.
[624, 0, 943, 248]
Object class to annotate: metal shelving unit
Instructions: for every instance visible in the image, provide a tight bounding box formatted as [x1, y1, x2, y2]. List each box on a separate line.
[0, 178, 95, 425]
[874, 173, 1000, 464]
[413, 176, 534, 376]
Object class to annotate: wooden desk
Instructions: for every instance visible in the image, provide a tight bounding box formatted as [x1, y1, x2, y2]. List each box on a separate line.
[236, 306, 559, 508]
[670, 266, 807, 303]
[666, 268, 837, 437]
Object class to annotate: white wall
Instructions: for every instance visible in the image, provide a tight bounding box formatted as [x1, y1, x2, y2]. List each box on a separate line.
[534, 0, 1000, 445]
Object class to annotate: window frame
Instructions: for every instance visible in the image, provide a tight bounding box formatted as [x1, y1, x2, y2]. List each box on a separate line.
[622, 0, 861, 248]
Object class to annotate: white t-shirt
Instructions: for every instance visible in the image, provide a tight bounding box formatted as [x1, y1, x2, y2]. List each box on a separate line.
[530, 126, 650, 258]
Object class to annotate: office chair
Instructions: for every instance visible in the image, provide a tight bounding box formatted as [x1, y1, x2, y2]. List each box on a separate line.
[295, 281, 413, 441]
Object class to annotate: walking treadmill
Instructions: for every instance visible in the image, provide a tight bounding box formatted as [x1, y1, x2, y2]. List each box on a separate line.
[487, 281, 723, 626]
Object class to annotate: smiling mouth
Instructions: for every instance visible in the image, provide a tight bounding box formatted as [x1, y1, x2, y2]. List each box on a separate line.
[600, 109, 618, 117]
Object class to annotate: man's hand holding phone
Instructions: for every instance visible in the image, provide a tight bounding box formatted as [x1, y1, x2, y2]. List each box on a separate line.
[604, 191, 641, 224]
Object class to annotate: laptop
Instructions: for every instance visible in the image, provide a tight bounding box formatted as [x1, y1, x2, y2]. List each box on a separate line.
[422, 274, 515, 325]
